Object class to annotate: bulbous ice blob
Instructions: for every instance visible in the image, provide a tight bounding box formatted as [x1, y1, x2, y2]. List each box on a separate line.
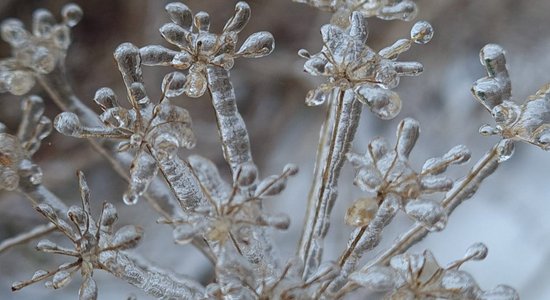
[355, 85, 402, 120]
[410, 21, 434, 44]
[162, 71, 186, 98]
[236, 31, 275, 58]
[173, 224, 198, 245]
[61, 4, 83, 27]
[111, 225, 143, 250]
[440, 270, 480, 298]
[345, 197, 379, 227]
[464, 242, 488, 261]
[479, 285, 519, 300]
[404, 199, 447, 231]
[349, 266, 397, 292]
[54, 112, 82, 137]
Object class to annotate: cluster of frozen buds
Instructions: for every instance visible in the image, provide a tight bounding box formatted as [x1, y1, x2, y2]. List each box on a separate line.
[299, 12, 432, 119]
[346, 118, 471, 231]
[472, 44, 550, 151]
[164, 155, 296, 251]
[139, 1, 275, 98]
[0, 3, 82, 95]
[54, 43, 196, 205]
[350, 243, 519, 300]
[12, 172, 144, 300]
[0, 95, 51, 191]
[294, 0, 417, 26]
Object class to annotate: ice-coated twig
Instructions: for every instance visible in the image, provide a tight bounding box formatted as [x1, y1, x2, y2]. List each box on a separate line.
[298, 89, 361, 279]
[336, 139, 514, 296]
[0, 223, 56, 254]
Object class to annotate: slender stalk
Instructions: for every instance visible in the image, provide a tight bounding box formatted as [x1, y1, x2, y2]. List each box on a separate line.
[0, 223, 56, 254]
[298, 89, 362, 279]
[335, 141, 507, 296]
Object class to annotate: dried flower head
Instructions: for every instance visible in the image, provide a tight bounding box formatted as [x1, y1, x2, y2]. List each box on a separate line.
[472, 44, 550, 150]
[300, 12, 431, 119]
[0, 4, 82, 95]
[0, 95, 51, 191]
[350, 244, 519, 300]
[139, 1, 274, 98]
[54, 43, 196, 205]
[346, 118, 471, 231]
[12, 171, 143, 300]
[294, 0, 417, 26]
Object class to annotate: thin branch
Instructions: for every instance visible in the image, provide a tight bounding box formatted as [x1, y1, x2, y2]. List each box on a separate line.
[0, 223, 56, 254]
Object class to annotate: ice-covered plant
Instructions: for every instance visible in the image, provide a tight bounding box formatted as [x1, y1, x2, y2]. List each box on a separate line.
[0, 1, 546, 299]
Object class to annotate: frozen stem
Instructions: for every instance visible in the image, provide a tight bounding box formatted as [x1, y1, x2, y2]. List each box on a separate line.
[0, 223, 56, 254]
[298, 89, 362, 279]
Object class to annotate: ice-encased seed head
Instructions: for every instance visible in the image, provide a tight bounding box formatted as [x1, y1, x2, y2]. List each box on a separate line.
[410, 21, 433, 44]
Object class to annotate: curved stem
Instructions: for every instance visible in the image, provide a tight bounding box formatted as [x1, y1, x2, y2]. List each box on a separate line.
[298, 89, 362, 279]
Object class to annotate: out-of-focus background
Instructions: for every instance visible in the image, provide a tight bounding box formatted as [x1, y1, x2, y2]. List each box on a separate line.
[1, 0, 549, 299]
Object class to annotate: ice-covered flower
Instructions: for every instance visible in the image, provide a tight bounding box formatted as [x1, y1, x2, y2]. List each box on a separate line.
[54, 43, 196, 205]
[12, 172, 143, 300]
[346, 118, 470, 231]
[0, 4, 82, 95]
[295, 0, 417, 26]
[350, 244, 519, 300]
[300, 12, 432, 119]
[472, 44, 550, 151]
[0, 95, 51, 191]
[139, 1, 274, 98]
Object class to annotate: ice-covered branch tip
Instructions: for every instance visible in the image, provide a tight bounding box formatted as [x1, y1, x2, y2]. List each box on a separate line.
[294, 0, 417, 26]
[0, 95, 51, 191]
[300, 12, 432, 119]
[346, 118, 471, 231]
[0, 4, 82, 95]
[11, 171, 141, 299]
[140, 1, 274, 98]
[472, 44, 550, 150]
[54, 43, 197, 205]
[350, 244, 519, 299]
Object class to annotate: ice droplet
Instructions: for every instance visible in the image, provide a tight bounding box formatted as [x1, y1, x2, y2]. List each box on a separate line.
[162, 71, 186, 98]
[345, 197, 378, 227]
[479, 285, 519, 300]
[8, 70, 35, 96]
[122, 192, 138, 205]
[32, 270, 48, 281]
[100, 202, 118, 228]
[236, 31, 275, 58]
[410, 21, 434, 44]
[440, 270, 480, 298]
[173, 224, 198, 245]
[349, 266, 397, 291]
[405, 199, 447, 231]
[224, 2, 251, 33]
[52, 271, 72, 289]
[0, 167, 19, 191]
[355, 85, 402, 120]
[111, 225, 143, 250]
[94, 87, 118, 110]
[54, 112, 82, 137]
[305, 84, 331, 106]
[61, 4, 83, 27]
[1, 19, 28, 47]
[165, 2, 192, 30]
[496, 139, 515, 162]
[194, 11, 210, 32]
[184, 70, 207, 98]
[32, 9, 55, 37]
[465, 242, 488, 261]
[79, 277, 98, 300]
